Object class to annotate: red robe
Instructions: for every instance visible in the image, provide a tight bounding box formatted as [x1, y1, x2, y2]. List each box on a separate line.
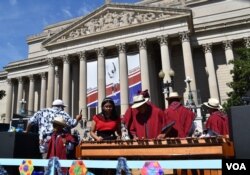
[164, 101, 195, 138]
[125, 103, 164, 139]
[47, 132, 75, 159]
[205, 111, 229, 135]
[123, 107, 138, 133]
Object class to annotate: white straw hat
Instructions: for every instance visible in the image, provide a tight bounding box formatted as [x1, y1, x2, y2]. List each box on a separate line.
[131, 95, 149, 109]
[52, 116, 68, 127]
[166, 92, 182, 100]
[203, 98, 222, 109]
[52, 99, 67, 107]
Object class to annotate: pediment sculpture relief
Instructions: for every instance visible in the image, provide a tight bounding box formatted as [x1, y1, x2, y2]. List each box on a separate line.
[57, 10, 171, 42]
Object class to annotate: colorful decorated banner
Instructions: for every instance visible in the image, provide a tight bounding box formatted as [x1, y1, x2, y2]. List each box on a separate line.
[141, 161, 164, 175]
[69, 160, 87, 175]
[19, 160, 34, 175]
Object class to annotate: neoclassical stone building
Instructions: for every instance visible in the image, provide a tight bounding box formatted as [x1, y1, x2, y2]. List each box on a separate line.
[0, 0, 249, 125]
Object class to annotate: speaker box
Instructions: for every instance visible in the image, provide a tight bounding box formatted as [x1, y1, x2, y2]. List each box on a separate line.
[0, 132, 40, 158]
[0, 132, 41, 174]
[229, 105, 250, 158]
[0, 123, 9, 132]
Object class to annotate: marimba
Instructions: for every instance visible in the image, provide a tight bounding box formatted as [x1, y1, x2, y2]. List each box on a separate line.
[76, 136, 234, 159]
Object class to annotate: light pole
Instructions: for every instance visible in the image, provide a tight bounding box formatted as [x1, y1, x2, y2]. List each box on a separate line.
[54, 65, 59, 99]
[158, 69, 175, 97]
[185, 76, 195, 108]
[19, 98, 26, 116]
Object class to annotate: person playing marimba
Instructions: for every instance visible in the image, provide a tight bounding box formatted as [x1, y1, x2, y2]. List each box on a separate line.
[90, 97, 121, 141]
[126, 94, 165, 140]
[164, 92, 196, 138]
[123, 89, 152, 139]
[203, 98, 229, 136]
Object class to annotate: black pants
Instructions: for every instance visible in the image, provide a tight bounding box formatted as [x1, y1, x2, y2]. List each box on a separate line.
[96, 130, 117, 140]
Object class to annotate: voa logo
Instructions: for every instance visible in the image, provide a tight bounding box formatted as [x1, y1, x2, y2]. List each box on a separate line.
[226, 163, 246, 171]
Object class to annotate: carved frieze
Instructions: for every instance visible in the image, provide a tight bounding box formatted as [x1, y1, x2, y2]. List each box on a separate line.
[56, 9, 174, 43]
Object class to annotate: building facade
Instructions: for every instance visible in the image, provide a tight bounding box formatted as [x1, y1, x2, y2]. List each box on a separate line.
[0, 0, 250, 125]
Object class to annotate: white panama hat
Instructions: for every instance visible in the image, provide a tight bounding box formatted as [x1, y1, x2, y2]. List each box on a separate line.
[52, 116, 68, 127]
[166, 92, 182, 100]
[52, 99, 67, 107]
[131, 95, 149, 109]
[203, 98, 222, 109]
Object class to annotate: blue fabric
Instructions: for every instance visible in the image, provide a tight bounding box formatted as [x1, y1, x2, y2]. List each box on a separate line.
[44, 157, 63, 175]
[0, 165, 8, 175]
[116, 157, 131, 175]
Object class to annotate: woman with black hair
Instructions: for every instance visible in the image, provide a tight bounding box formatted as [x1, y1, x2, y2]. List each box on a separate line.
[90, 97, 121, 141]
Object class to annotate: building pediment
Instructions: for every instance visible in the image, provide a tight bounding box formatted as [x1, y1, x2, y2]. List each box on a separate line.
[43, 3, 191, 47]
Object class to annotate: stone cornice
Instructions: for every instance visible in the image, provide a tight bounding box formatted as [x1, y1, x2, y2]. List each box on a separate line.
[42, 3, 191, 48]
[194, 14, 250, 33]
[138, 0, 210, 7]
[0, 71, 7, 80]
[27, 17, 81, 44]
[44, 17, 81, 31]
[27, 32, 48, 43]
[4, 57, 47, 71]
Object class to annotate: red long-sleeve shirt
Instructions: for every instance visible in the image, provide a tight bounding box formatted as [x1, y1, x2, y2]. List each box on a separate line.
[164, 101, 195, 138]
[205, 111, 229, 135]
[125, 103, 164, 139]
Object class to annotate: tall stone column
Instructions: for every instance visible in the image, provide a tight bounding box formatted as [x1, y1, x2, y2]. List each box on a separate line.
[71, 60, 79, 117]
[17, 77, 23, 114]
[117, 43, 129, 115]
[244, 37, 250, 48]
[96, 47, 106, 112]
[223, 40, 234, 64]
[180, 32, 197, 103]
[203, 44, 219, 99]
[62, 55, 70, 113]
[223, 40, 234, 97]
[40, 72, 47, 109]
[137, 39, 150, 92]
[47, 58, 55, 108]
[5, 79, 13, 123]
[54, 66, 59, 100]
[28, 75, 35, 115]
[78, 51, 87, 121]
[158, 35, 172, 107]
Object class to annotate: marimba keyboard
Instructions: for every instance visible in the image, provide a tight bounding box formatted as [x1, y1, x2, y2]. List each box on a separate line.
[76, 136, 234, 159]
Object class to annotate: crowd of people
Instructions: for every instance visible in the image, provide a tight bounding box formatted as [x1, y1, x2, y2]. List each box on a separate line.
[24, 89, 229, 168]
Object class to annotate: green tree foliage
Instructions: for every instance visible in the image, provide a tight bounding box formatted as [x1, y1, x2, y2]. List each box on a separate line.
[0, 90, 6, 100]
[223, 47, 250, 112]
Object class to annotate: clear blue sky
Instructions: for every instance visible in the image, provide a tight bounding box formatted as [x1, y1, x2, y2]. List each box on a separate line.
[0, 0, 140, 71]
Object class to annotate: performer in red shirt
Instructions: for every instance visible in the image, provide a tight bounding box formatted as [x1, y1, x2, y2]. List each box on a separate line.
[164, 92, 196, 138]
[90, 97, 121, 141]
[47, 116, 76, 174]
[47, 116, 76, 159]
[204, 98, 229, 136]
[123, 89, 150, 139]
[126, 94, 165, 140]
[89, 97, 121, 175]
